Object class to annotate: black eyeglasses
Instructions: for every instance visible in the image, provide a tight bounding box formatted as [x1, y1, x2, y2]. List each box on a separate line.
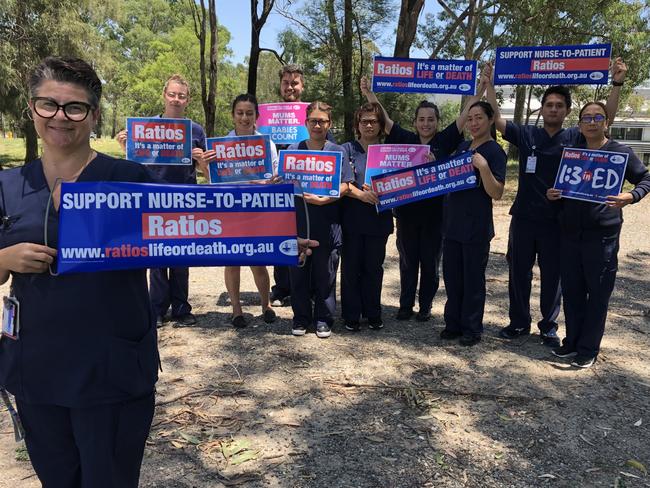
[31, 97, 94, 122]
[579, 114, 606, 124]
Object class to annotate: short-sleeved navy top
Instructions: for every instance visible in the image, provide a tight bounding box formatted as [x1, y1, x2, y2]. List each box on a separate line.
[0, 153, 159, 407]
[504, 122, 582, 222]
[386, 121, 464, 223]
[287, 140, 353, 247]
[443, 140, 507, 243]
[557, 138, 650, 237]
[340, 140, 394, 236]
[147, 119, 206, 184]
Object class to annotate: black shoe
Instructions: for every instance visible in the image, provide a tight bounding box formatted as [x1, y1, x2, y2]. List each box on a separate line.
[263, 308, 276, 324]
[292, 324, 307, 336]
[232, 315, 247, 328]
[440, 329, 462, 340]
[316, 321, 331, 338]
[345, 320, 361, 332]
[368, 318, 384, 330]
[460, 335, 481, 347]
[173, 313, 197, 326]
[415, 311, 431, 322]
[396, 308, 414, 321]
[499, 326, 530, 339]
[156, 316, 165, 328]
[540, 329, 561, 348]
[571, 355, 596, 369]
[552, 345, 577, 358]
[271, 294, 290, 307]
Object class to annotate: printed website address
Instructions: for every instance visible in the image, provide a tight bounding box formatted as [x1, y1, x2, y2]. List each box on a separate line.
[496, 72, 588, 81]
[60, 241, 275, 260]
[376, 81, 458, 91]
[381, 179, 469, 206]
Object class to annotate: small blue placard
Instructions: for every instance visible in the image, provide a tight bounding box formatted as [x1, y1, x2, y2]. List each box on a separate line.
[278, 150, 343, 198]
[206, 134, 273, 183]
[126, 117, 193, 165]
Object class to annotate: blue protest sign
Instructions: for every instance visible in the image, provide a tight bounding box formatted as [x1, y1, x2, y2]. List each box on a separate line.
[278, 150, 342, 197]
[257, 103, 310, 146]
[126, 117, 193, 165]
[206, 134, 273, 183]
[371, 56, 477, 95]
[371, 151, 477, 212]
[494, 44, 611, 85]
[56, 182, 299, 274]
[554, 148, 628, 203]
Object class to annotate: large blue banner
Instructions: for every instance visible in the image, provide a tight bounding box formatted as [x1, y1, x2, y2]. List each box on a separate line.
[126, 117, 193, 165]
[371, 56, 477, 95]
[56, 182, 299, 274]
[278, 150, 342, 197]
[494, 44, 611, 85]
[206, 134, 273, 183]
[553, 148, 628, 204]
[371, 151, 477, 212]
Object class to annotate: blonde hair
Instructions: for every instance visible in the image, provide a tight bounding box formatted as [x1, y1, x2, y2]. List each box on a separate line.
[163, 74, 190, 96]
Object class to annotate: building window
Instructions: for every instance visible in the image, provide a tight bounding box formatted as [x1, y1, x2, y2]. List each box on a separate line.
[611, 127, 643, 141]
[643, 153, 650, 167]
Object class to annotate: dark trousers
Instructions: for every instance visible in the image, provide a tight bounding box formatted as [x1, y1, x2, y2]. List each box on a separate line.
[506, 216, 562, 333]
[396, 218, 442, 313]
[16, 392, 155, 488]
[442, 238, 490, 337]
[271, 266, 291, 300]
[341, 233, 389, 322]
[560, 232, 619, 358]
[290, 246, 340, 326]
[149, 267, 191, 318]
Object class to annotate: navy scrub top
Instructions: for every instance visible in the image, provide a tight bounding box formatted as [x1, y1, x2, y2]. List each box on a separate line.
[386, 121, 464, 223]
[504, 122, 582, 222]
[148, 118, 206, 184]
[0, 153, 159, 408]
[443, 140, 507, 244]
[340, 140, 394, 236]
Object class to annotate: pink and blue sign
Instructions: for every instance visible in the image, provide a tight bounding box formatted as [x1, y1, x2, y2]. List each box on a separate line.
[364, 144, 430, 186]
[278, 150, 342, 197]
[257, 102, 310, 145]
[126, 117, 193, 165]
[206, 134, 273, 183]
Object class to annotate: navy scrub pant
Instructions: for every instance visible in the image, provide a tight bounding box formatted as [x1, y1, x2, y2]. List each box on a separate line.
[396, 218, 442, 313]
[290, 245, 340, 327]
[271, 266, 291, 300]
[442, 238, 490, 338]
[560, 231, 619, 358]
[149, 267, 191, 318]
[341, 232, 389, 322]
[506, 216, 562, 333]
[16, 392, 155, 488]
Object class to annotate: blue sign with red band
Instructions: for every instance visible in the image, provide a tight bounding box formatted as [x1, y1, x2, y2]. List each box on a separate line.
[278, 150, 342, 197]
[56, 182, 299, 274]
[371, 56, 477, 95]
[126, 117, 193, 165]
[554, 148, 628, 204]
[371, 151, 477, 212]
[494, 43, 611, 85]
[206, 134, 273, 183]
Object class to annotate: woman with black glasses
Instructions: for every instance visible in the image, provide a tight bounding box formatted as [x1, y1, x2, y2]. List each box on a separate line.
[0, 57, 157, 487]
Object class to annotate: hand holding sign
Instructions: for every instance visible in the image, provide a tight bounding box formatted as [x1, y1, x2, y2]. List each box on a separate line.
[611, 57, 627, 84]
[605, 192, 634, 208]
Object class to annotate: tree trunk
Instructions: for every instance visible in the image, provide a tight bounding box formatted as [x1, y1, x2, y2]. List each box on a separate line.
[248, 0, 274, 97]
[206, 0, 218, 137]
[23, 118, 38, 163]
[508, 85, 526, 160]
[393, 0, 425, 58]
[342, 0, 354, 141]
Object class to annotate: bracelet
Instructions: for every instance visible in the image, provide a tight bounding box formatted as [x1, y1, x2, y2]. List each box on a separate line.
[613, 80, 624, 87]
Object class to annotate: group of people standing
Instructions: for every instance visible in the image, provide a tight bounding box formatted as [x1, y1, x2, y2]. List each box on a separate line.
[0, 53, 648, 487]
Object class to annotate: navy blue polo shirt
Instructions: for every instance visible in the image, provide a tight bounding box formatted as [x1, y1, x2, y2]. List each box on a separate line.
[443, 140, 507, 243]
[505, 121, 582, 222]
[0, 154, 159, 407]
[148, 118, 206, 184]
[386, 121, 464, 222]
[340, 140, 394, 236]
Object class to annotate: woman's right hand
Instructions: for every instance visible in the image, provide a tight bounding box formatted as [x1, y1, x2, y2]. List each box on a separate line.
[194, 149, 216, 177]
[360, 76, 371, 97]
[546, 188, 562, 201]
[116, 129, 127, 153]
[0, 243, 57, 274]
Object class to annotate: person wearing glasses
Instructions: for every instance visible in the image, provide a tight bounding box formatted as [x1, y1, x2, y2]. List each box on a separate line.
[117, 74, 206, 328]
[484, 60, 627, 348]
[287, 102, 353, 338]
[0, 57, 157, 487]
[546, 102, 650, 368]
[340, 103, 393, 331]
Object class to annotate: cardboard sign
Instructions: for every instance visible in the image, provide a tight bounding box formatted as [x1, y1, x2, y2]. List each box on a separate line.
[364, 144, 430, 186]
[126, 117, 193, 165]
[257, 102, 310, 145]
[206, 134, 273, 183]
[277, 150, 342, 197]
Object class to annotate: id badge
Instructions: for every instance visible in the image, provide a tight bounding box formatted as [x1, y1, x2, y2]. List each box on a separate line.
[525, 156, 537, 173]
[1, 296, 20, 340]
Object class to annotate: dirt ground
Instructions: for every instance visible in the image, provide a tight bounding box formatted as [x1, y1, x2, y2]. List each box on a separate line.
[1, 195, 649, 488]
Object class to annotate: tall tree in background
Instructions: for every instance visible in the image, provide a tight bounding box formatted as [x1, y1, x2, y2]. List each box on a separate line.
[248, 0, 276, 96]
[393, 0, 425, 57]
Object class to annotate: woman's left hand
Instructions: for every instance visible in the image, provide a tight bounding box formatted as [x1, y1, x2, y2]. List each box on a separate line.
[471, 152, 488, 170]
[606, 192, 634, 208]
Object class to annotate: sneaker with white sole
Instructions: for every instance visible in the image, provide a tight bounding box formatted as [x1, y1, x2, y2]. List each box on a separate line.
[571, 355, 596, 369]
[552, 345, 577, 358]
[316, 321, 331, 338]
[292, 324, 307, 336]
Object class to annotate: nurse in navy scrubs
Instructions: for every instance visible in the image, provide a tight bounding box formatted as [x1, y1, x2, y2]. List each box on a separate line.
[0, 57, 157, 487]
[440, 101, 506, 346]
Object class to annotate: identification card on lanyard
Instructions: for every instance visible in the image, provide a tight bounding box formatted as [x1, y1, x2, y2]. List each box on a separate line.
[1, 296, 20, 340]
[526, 145, 537, 173]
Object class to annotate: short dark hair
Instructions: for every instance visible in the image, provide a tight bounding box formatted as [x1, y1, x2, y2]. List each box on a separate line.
[469, 100, 494, 119]
[306, 101, 332, 120]
[279, 64, 304, 82]
[414, 100, 440, 121]
[231, 93, 259, 116]
[29, 57, 102, 108]
[541, 85, 572, 109]
[353, 103, 386, 139]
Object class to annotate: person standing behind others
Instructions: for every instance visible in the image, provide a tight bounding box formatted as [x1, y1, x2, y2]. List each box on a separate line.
[340, 103, 393, 331]
[360, 76, 483, 323]
[117, 74, 207, 327]
[195, 94, 278, 328]
[483, 59, 627, 347]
